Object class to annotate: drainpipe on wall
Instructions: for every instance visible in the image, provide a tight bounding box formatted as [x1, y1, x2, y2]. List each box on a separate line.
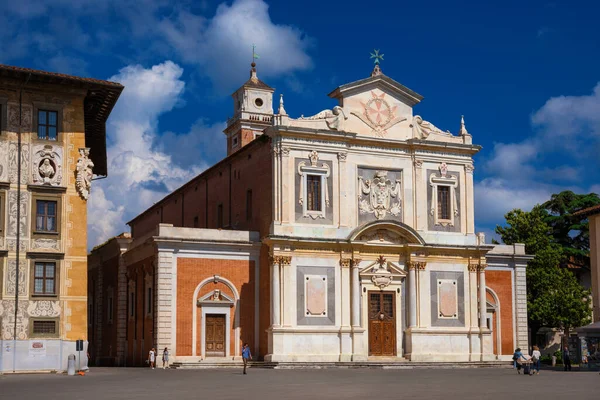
[13, 73, 30, 373]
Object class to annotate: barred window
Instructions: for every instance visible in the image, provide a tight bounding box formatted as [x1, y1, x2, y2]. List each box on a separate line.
[437, 186, 450, 220]
[32, 320, 56, 335]
[34, 262, 56, 295]
[38, 110, 58, 140]
[307, 175, 321, 212]
[36, 200, 57, 232]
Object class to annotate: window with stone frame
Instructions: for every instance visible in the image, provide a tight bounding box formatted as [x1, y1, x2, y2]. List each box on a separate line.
[33, 261, 56, 296]
[37, 110, 58, 140]
[306, 175, 322, 212]
[437, 186, 451, 220]
[31, 319, 58, 337]
[36, 200, 57, 233]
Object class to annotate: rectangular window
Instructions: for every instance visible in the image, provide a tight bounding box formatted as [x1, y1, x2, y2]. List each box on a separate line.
[437, 186, 450, 220]
[307, 175, 322, 211]
[37, 110, 58, 140]
[130, 292, 135, 317]
[147, 287, 152, 315]
[32, 320, 57, 335]
[33, 262, 56, 296]
[246, 190, 253, 221]
[108, 296, 113, 322]
[193, 216, 199, 228]
[217, 204, 223, 228]
[36, 200, 57, 232]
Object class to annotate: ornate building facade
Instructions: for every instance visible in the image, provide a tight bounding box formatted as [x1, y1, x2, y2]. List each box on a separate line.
[0, 65, 122, 372]
[89, 62, 529, 365]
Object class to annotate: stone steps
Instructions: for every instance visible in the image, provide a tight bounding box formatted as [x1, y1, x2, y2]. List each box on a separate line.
[170, 361, 512, 370]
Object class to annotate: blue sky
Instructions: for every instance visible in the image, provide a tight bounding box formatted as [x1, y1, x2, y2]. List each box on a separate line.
[1, 0, 598, 246]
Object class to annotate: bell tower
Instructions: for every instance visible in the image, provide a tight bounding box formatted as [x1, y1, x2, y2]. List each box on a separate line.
[224, 61, 274, 155]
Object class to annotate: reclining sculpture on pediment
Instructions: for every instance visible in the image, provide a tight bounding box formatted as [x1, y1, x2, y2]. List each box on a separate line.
[295, 106, 348, 130]
[412, 115, 452, 139]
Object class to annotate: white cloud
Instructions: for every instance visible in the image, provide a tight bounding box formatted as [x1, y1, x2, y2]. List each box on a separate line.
[532, 83, 600, 139]
[476, 83, 600, 227]
[474, 178, 554, 225]
[158, 0, 313, 89]
[88, 61, 208, 247]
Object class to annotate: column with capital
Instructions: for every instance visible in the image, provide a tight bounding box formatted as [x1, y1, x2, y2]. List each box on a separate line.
[408, 262, 418, 328]
[351, 259, 361, 327]
[270, 256, 281, 327]
[479, 264, 487, 330]
[468, 263, 479, 330]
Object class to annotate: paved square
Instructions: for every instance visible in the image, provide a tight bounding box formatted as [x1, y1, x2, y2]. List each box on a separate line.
[0, 367, 597, 400]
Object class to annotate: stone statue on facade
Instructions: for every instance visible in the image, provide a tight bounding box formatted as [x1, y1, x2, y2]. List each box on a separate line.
[299, 106, 348, 130]
[76, 148, 94, 200]
[412, 115, 451, 139]
[38, 159, 55, 182]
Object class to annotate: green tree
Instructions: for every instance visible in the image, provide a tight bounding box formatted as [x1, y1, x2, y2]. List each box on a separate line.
[541, 191, 600, 260]
[495, 201, 592, 345]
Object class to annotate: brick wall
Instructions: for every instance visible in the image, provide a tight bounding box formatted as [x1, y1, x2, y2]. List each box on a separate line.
[486, 270, 514, 355]
[176, 257, 255, 357]
[125, 256, 155, 366]
[129, 137, 273, 237]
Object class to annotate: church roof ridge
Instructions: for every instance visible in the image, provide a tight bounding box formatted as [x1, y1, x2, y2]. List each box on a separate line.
[327, 72, 423, 106]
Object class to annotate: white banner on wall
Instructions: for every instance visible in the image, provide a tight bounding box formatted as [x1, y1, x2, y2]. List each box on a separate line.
[29, 341, 46, 357]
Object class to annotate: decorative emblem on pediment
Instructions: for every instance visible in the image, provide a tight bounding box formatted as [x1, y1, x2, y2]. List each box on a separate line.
[299, 106, 348, 130]
[357, 229, 406, 244]
[358, 170, 401, 220]
[76, 147, 94, 200]
[31, 238, 60, 251]
[360, 255, 406, 289]
[351, 91, 406, 137]
[197, 289, 234, 306]
[32, 144, 63, 186]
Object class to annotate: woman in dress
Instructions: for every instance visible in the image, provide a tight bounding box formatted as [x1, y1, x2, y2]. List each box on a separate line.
[162, 347, 169, 369]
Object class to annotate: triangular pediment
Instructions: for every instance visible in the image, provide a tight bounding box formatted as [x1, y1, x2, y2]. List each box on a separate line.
[198, 289, 235, 306]
[328, 73, 423, 107]
[360, 261, 407, 278]
[325, 71, 423, 141]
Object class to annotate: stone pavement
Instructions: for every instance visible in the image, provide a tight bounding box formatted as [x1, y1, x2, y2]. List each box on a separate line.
[0, 367, 597, 400]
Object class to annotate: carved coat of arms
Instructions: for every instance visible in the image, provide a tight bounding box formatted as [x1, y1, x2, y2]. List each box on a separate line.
[358, 170, 401, 219]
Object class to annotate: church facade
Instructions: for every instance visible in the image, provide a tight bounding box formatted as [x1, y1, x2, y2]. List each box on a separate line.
[88, 63, 530, 365]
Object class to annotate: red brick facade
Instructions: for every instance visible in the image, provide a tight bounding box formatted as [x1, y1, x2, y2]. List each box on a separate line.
[486, 270, 514, 355]
[176, 258, 256, 357]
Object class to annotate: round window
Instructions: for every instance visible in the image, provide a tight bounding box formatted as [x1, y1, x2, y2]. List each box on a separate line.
[254, 98, 264, 107]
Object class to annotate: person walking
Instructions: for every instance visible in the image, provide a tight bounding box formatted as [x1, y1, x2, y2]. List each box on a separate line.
[563, 345, 572, 371]
[242, 343, 252, 375]
[162, 347, 170, 369]
[149, 348, 156, 370]
[531, 345, 542, 375]
[512, 348, 526, 374]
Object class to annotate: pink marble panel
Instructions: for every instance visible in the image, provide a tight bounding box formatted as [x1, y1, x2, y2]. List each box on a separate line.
[306, 276, 327, 316]
[438, 280, 457, 318]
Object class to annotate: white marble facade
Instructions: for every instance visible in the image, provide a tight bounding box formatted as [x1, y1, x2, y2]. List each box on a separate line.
[262, 66, 527, 362]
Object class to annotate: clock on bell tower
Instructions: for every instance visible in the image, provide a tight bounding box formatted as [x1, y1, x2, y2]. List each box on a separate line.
[224, 62, 274, 155]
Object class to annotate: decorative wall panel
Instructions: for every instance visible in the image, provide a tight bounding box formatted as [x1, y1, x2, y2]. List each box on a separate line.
[297, 266, 335, 325]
